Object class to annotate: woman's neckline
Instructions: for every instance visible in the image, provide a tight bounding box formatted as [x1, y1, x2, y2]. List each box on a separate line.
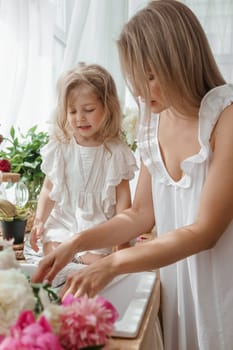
[156, 112, 200, 185]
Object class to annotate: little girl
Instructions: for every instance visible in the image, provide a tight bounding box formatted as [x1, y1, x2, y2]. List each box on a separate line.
[29, 63, 138, 265]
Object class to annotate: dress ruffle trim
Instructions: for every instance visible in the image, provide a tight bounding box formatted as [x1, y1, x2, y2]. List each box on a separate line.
[138, 84, 233, 188]
[41, 140, 70, 206]
[41, 140, 138, 212]
[102, 143, 138, 209]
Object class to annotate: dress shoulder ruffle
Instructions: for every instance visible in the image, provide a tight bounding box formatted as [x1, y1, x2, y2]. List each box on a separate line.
[102, 141, 138, 206]
[40, 140, 70, 205]
[181, 84, 233, 179]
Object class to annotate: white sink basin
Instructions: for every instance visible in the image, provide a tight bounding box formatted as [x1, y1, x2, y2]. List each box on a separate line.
[101, 271, 157, 338]
[20, 263, 157, 338]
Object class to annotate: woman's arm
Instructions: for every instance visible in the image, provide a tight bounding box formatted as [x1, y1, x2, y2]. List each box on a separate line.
[110, 104, 233, 272]
[57, 105, 233, 298]
[30, 176, 55, 251]
[32, 163, 155, 282]
[71, 162, 155, 251]
[34, 105, 233, 296]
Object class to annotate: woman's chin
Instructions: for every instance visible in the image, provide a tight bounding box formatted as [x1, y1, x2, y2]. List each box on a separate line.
[150, 102, 165, 114]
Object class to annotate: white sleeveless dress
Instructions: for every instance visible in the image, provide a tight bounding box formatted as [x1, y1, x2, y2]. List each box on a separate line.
[138, 84, 233, 350]
[41, 138, 138, 256]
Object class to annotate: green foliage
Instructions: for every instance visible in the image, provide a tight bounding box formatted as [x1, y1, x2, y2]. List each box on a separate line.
[0, 125, 49, 202]
[30, 282, 60, 315]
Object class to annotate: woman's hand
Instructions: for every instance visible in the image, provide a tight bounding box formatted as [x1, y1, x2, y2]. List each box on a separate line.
[31, 240, 75, 284]
[78, 252, 109, 265]
[60, 255, 116, 299]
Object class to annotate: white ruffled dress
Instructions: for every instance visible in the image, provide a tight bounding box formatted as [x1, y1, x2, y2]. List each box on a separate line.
[41, 137, 138, 256]
[138, 84, 233, 350]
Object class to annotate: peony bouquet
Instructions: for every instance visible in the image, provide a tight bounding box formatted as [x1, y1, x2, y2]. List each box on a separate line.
[0, 240, 118, 350]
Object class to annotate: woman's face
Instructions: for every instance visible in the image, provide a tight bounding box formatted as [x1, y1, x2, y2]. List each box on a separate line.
[145, 73, 167, 113]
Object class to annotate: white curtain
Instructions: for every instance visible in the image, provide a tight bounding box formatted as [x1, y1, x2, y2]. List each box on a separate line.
[183, 0, 233, 83]
[62, 0, 233, 106]
[0, 0, 55, 135]
[0, 0, 232, 135]
[60, 0, 148, 107]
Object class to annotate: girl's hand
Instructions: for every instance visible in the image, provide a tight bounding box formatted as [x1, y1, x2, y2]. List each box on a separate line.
[31, 240, 75, 284]
[60, 256, 116, 299]
[29, 219, 44, 252]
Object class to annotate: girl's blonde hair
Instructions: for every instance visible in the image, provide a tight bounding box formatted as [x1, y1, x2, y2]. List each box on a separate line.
[52, 63, 122, 143]
[117, 0, 225, 115]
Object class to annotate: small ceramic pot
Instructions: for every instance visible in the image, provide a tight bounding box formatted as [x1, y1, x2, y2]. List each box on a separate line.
[1, 219, 27, 244]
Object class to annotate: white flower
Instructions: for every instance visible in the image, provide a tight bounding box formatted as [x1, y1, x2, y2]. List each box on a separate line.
[0, 245, 20, 270]
[122, 107, 139, 147]
[0, 268, 35, 334]
[42, 304, 63, 334]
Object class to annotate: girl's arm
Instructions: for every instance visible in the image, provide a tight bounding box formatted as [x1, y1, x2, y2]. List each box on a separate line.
[113, 178, 133, 251]
[30, 176, 55, 251]
[116, 179, 132, 213]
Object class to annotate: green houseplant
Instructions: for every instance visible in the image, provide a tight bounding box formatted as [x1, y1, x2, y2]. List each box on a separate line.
[0, 198, 30, 244]
[0, 125, 49, 208]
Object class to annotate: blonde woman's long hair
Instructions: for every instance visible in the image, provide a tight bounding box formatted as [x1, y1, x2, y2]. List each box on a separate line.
[52, 63, 123, 143]
[117, 0, 225, 115]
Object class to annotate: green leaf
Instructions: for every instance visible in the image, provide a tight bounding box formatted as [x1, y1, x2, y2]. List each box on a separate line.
[10, 126, 15, 140]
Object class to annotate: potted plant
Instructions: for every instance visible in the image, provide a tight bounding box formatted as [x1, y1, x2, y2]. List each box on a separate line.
[0, 198, 30, 244]
[0, 125, 49, 208]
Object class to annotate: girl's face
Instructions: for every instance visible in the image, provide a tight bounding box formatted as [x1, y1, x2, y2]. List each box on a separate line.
[67, 87, 105, 146]
[145, 73, 167, 114]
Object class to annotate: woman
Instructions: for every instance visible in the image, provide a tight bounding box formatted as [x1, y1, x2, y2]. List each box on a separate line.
[33, 2, 233, 349]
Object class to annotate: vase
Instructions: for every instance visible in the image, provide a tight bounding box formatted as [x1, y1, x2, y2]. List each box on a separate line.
[1, 219, 27, 245]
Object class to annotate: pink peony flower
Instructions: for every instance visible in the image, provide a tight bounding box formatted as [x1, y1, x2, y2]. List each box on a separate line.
[0, 310, 63, 350]
[95, 296, 119, 324]
[0, 159, 11, 172]
[57, 294, 119, 350]
[62, 293, 76, 306]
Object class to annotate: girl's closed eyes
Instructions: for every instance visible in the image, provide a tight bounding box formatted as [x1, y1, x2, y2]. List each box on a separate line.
[68, 108, 95, 114]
